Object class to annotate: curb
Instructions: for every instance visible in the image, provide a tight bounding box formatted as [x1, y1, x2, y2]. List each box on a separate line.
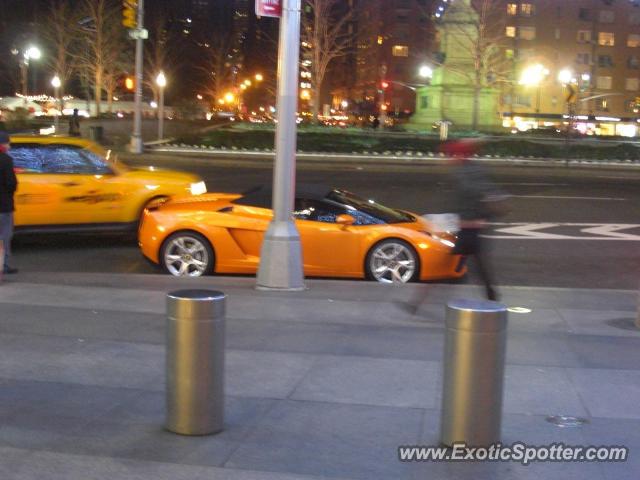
[143, 145, 640, 170]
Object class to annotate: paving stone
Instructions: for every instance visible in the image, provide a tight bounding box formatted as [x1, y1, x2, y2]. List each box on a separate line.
[291, 356, 439, 409]
[226, 400, 422, 480]
[226, 351, 318, 399]
[568, 368, 640, 419]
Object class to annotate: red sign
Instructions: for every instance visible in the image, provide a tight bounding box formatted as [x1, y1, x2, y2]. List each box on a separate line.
[256, 0, 281, 18]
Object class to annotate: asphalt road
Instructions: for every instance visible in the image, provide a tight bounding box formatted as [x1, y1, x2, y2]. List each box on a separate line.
[11, 154, 640, 290]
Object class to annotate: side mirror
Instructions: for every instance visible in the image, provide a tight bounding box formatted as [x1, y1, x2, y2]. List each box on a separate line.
[336, 214, 355, 226]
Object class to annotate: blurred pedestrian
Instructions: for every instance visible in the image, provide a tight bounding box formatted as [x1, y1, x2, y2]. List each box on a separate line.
[401, 139, 506, 314]
[446, 139, 505, 301]
[0, 131, 18, 278]
[69, 108, 81, 136]
[371, 116, 380, 130]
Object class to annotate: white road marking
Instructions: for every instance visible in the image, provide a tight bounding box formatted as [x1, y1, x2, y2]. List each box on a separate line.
[495, 182, 569, 186]
[596, 176, 640, 180]
[490, 223, 572, 239]
[484, 223, 640, 241]
[509, 195, 626, 201]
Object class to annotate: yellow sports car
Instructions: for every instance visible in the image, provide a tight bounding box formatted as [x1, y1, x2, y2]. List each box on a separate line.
[10, 136, 206, 232]
[139, 185, 466, 283]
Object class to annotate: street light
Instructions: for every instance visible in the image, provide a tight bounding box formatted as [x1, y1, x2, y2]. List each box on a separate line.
[519, 63, 549, 113]
[25, 46, 41, 61]
[19, 45, 42, 99]
[255, 73, 264, 82]
[156, 71, 166, 140]
[51, 75, 61, 132]
[558, 68, 573, 85]
[418, 65, 433, 79]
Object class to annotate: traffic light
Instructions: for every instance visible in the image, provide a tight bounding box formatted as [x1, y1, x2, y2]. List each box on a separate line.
[122, 0, 137, 29]
[381, 81, 389, 89]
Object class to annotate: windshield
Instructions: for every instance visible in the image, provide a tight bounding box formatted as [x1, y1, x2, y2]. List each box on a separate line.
[327, 189, 415, 224]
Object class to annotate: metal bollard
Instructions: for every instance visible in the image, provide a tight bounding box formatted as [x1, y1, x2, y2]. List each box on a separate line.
[166, 289, 226, 435]
[440, 299, 508, 447]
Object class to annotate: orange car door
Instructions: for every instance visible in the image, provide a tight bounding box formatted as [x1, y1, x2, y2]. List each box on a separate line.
[294, 199, 363, 276]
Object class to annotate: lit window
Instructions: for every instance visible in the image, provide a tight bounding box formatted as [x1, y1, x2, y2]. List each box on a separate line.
[577, 30, 592, 43]
[599, 10, 614, 23]
[598, 32, 615, 46]
[520, 3, 535, 16]
[392, 45, 409, 57]
[507, 3, 517, 16]
[519, 26, 536, 40]
[625, 78, 639, 91]
[596, 98, 608, 111]
[596, 76, 612, 89]
[628, 34, 640, 48]
[506, 26, 516, 38]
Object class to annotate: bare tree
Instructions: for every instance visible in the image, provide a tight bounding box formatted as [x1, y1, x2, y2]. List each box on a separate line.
[302, 0, 357, 121]
[75, 0, 125, 116]
[144, 10, 182, 105]
[42, 0, 81, 98]
[196, 32, 235, 106]
[437, 0, 509, 130]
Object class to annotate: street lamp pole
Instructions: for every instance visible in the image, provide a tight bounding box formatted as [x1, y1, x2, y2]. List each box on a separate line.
[156, 71, 166, 140]
[20, 46, 41, 105]
[51, 75, 61, 133]
[130, 0, 145, 154]
[256, 0, 305, 291]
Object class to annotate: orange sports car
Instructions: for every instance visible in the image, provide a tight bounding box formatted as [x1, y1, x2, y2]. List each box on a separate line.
[138, 186, 466, 283]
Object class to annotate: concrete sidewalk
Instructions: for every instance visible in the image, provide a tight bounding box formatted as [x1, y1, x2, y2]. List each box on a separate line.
[0, 272, 638, 480]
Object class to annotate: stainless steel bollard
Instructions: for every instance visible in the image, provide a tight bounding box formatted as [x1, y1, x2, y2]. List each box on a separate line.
[440, 299, 508, 447]
[166, 289, 226, 435]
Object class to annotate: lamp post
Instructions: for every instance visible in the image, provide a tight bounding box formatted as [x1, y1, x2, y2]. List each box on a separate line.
[156, 71, 166, 140]
[519, 63, 549, 115]
[130, 0, 145, 154]
[51, 75, 61, 132]
[256, 0, 305, 291]
[19, 46, 41, 103]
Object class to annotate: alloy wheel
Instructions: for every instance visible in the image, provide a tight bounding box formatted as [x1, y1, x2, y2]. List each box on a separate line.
[369, 241, 417, 283]
[163, 235, 210, 277]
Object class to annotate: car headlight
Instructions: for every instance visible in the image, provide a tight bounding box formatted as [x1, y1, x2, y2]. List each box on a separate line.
[422, 231, 456, 248]
[190, 181, 207, 195]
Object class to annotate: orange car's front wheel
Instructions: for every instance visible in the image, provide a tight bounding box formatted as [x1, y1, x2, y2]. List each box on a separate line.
[160, 231, 215, 277]
[365, 239, 419, 284]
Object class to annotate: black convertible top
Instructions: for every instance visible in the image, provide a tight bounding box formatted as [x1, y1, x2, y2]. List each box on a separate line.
[233, 184, 335, 208]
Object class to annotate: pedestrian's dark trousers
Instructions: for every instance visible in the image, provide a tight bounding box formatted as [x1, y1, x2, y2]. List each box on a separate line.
[453, 228, 497, 301]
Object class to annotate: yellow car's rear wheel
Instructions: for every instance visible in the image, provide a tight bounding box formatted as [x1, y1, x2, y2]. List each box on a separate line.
[365, 239, 419, 284]
[160, 231, 214, 277]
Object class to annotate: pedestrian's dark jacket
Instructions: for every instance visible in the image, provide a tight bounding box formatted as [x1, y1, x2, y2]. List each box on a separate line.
[451, 160, 501, 221]
[0, 151, 18, 212]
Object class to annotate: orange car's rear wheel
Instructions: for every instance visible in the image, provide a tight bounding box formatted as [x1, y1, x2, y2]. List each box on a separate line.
[365, 239, 419, 284]
[160, 231, 215, 277]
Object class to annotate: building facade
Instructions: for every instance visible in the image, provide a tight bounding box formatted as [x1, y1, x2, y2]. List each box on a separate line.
[330, 0, 435, 117]
[498, 0, 640, 135]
